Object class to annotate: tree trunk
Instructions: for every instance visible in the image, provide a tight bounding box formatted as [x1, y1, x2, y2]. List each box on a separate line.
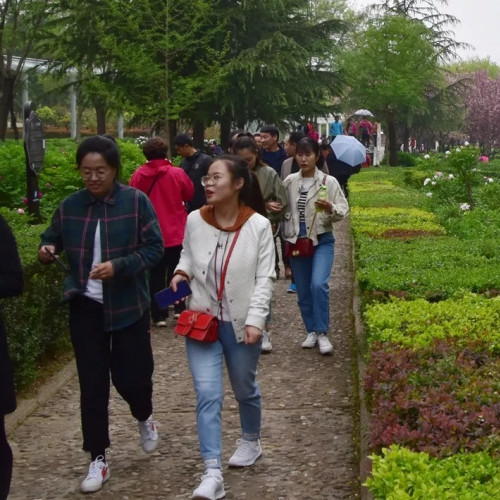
[402, 125, 410, 152]
[192, 120, 205, 150]
[168, 119, 177, 157]
[95, 104, 107, 135]
[10, 106, 19, 140]
[0, 76, 16, 140]
[220, 114, 231, 151]
[387, 115, 398, 166]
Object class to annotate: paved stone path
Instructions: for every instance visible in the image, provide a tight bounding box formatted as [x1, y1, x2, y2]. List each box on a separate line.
[8, 217, 359, 499]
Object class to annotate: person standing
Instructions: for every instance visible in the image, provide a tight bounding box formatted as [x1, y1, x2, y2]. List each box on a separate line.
[329, 116, 343, 141]
[345, 119, 358, 137]
[39, 136, 164, 493]
[232, 136, 287, 353]
[0, 215, 23, 500]
[359, 116, 372, 148]
[173, 134, 213, 213]
[320, 139, 353, 200]
[170, 155, 275, 500]
[130, 137, 194, 325]
[282, 138, 349, 355]
[260, 125, 287, 177]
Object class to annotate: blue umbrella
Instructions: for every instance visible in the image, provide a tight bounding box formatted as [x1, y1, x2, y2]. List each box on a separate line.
[330, 135, 366, 167]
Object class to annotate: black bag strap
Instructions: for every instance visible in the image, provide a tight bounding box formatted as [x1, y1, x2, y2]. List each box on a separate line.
[147, 176, 159, 196]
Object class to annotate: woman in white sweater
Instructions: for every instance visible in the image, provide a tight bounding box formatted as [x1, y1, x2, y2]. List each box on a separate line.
[282, 138, 349, 355]
[170, 155, 275, 500]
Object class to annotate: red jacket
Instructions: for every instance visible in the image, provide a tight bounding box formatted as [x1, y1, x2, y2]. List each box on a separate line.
[130, 159, 194, 247]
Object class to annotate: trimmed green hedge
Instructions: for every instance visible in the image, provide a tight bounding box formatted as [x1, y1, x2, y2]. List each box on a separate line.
[366, 446, 500, 499]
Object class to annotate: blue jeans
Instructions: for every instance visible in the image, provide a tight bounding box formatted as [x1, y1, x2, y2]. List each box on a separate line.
[186, 321, 262, 469]
[290, 226, 335, 334]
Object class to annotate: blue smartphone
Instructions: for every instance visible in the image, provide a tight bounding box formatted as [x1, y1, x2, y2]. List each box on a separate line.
[154, 280, 192, 309]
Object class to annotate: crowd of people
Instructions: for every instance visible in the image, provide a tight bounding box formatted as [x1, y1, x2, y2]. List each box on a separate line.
[1, 124, 352, 500]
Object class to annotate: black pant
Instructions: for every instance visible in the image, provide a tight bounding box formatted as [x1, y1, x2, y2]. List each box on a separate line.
[69, 296, 154, 454]
[150, 245, 185, 321]
[0, 416, 12, 500]
[335, 175, 350, 200]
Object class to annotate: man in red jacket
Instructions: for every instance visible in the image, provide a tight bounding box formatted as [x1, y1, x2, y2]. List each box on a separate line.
[130, 137, 194, 325]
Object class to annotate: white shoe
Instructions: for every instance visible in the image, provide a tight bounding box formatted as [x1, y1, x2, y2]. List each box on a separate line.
[228, 438, 262, 467]
[192, 469, 225, 500]
[138, 415, 158, 453]
[317, 333, 333, 355]
[80, 456, 110, 493]
[153, 320, 167, 327]
[301, 332, 317, 348]
[261, 331, 272, 353]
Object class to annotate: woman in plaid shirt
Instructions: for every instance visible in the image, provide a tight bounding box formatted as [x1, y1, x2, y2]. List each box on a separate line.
[39, 136, 164, 493]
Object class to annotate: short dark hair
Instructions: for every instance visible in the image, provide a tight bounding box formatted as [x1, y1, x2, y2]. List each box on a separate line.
[76, 135, 121, 178]
[288, 130, 305, 145]
[296, 137, 320, 157]
[173, 134, 194, 147]
[260, 125, 279, 140]
[143, 137, 168, 160]
[320, 138, 331, 151]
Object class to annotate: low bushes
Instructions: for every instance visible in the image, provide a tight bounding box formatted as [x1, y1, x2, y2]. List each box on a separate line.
[350, 164, 499, 498]
[367, 446, 500, 499]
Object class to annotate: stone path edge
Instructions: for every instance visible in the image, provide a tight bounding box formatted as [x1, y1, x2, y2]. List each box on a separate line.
[5, 359, 77, 436]
[351, 231, 374, 500]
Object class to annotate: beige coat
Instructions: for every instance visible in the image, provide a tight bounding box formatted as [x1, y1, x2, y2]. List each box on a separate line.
[282, 168, 349, 245]
[175, 210, 276, 342]
[280, 157, 328, 180]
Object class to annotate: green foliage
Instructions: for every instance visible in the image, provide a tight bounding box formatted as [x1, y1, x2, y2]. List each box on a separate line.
[367, 446, 500, 498]
[364, 294, 500, 350]
[350, 206, 445, 238]
[3, 225, 71, 390]
[356, 235, 500, 300]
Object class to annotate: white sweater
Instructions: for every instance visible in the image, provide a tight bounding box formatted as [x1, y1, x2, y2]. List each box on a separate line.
[175, 210, 276, 342]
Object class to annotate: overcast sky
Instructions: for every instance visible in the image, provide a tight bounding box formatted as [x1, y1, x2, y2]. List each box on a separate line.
[352, 0, 500, 65]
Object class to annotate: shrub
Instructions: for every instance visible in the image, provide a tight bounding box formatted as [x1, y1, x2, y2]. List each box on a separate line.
[365, 340, 500, 456]
[3, 224, 71, 390]
[367, 445, 500, 498]
[364, 294, 500, 350]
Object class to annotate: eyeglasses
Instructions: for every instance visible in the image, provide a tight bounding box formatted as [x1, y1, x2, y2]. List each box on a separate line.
[201, 174, 224, 186]
[80, 169, 112, 180]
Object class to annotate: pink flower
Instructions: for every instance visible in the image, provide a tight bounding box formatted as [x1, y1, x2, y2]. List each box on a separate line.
[38, 192, 43, 198]
[479, 156, 489, 163]
[17, 208, 25, 214]
[45, 182, 51, 187]
[22, 198, 28, 204]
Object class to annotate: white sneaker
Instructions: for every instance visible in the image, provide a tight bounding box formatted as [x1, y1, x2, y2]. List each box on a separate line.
[80, 456, 110, 493]
[261, 331, 272, 353]
[301, 332, 317, 348]
[192, 469, 225, 500]
[317, 333, 333, 355]
[138, 415, 158, 453]
[153, 320, 167, 327]
[228, 438, 262, 467]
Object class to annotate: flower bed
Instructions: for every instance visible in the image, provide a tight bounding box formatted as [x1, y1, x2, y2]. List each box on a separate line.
[350, 162, 499, 498]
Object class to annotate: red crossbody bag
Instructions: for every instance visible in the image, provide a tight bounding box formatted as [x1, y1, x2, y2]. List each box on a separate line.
[174, 229, 241, 342]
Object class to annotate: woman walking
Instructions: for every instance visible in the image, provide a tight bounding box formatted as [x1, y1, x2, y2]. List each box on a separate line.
[39, 136, 164, 493]
[0, 215, 23, 500]
[232, 135, 287, 352]
[130, 137, 194, 324]
[170, 155, 275, 499]
[282, 138, 349, 355]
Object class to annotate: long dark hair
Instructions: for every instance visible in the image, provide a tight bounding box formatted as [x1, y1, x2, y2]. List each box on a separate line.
[215, 154, 267, 217]
[232, 136, 266, 168]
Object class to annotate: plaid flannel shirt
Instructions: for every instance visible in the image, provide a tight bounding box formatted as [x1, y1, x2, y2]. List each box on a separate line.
[40, 182, 164, 331]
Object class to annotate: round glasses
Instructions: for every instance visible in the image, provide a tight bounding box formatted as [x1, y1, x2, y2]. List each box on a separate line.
[80, 169, 112, 180]
[201, 174, 224, 186]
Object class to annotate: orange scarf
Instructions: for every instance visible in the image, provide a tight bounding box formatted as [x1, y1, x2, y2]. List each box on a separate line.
[200, 204, 255, 232]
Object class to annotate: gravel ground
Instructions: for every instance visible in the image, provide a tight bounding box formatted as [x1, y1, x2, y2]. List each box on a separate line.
[8, 217, 359, 500]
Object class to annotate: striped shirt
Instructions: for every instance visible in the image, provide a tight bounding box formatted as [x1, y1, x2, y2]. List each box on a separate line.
[298, 178, 314, 224]
[40, 182, 164, 331]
